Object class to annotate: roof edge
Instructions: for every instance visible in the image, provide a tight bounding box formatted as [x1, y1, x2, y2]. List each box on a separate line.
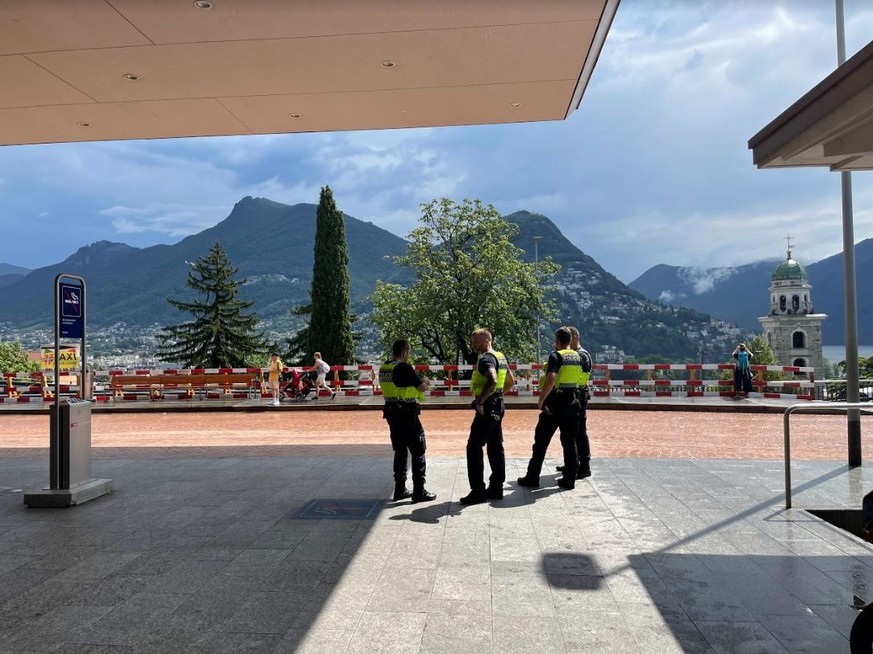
[567, 0, 621, 117]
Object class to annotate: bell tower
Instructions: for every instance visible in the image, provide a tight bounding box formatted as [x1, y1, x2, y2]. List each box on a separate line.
[758, 239, 826, 373]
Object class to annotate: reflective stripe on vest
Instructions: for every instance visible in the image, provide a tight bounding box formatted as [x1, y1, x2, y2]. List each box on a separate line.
[470, 351, 508, 396]
[379, 361, 423, 402]
[555, 349, 584, 389]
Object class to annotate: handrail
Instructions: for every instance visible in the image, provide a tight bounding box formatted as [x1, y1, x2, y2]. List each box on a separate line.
[783, 402, 873, 508]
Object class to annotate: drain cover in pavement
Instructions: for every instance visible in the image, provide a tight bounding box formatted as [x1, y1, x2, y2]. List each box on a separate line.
[291, 499, 384, 520]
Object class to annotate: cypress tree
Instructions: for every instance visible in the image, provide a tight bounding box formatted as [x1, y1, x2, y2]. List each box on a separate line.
[309, 186, 355, 365]
[156, 242, 267, 367]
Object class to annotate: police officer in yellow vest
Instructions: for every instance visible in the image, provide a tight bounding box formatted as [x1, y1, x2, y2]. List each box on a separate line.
[555, 325, 593, 479]
[460, 328, 515, 505]
[518, 327, 583, 490]
[380, 339, 436, 503]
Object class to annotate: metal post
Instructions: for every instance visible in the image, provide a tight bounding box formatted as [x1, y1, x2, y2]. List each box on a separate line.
[533, 236, 542, 365]
[836, 0, 862, 466]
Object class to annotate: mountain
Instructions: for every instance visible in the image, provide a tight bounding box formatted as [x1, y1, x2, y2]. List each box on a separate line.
[505, 211, 725, 360]
[0, 197, 408, 329]
[0, 262, 31, 288]
[0, 263, 30, 276]
[628, 260, 779, 331]
[0, 200, 731, 360]
[629, 238, 873, 344]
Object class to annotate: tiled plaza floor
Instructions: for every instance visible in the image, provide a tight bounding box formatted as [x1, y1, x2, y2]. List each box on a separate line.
[1, 443, 872, 652]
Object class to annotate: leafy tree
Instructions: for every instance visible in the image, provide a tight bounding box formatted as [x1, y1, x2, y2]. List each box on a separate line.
[0, 340, 38, 373]
[371, 198, 559, 364]
[156, 242, 267, 367]
[308, 186, 355, 365]
[836, 356, 873, 379]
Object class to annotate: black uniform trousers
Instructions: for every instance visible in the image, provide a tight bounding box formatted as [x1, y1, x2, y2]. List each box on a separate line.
[576, 387, 591, 473]
[524, 394, 580, 483]
[384, 403, 427, 490]
[466, 396, 505, 492]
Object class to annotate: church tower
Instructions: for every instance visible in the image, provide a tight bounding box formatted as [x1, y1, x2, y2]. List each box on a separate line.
[758, 243, 827, 374]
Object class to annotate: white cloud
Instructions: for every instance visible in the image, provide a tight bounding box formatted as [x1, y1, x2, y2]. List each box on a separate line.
[1, 0, 872, 284]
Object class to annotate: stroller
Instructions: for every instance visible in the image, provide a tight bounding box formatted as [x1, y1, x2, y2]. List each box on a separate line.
[282, 368, 314, 400]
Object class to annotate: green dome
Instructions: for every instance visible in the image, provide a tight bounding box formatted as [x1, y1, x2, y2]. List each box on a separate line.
[772, 257, 807, 282]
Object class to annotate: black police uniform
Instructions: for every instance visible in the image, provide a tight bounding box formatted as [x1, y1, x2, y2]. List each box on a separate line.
[382, 360, 431, 501]
[519, 350, 581, 488]
[465, 352, 506, 501]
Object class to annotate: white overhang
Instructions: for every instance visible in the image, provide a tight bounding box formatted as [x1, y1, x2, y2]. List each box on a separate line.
[0, 0, 619, 146]
[749, 39, 873, 171]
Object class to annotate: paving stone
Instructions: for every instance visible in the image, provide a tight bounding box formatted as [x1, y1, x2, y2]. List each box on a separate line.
[3, 417, 873, 654]
[366, 567, 435, 612]
[492, 614, 566, 653]
[419, 611, 492, 653]
[346, 611, 427, 654]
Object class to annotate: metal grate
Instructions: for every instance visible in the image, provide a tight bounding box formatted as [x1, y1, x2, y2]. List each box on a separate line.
[291, 499, 384, 520]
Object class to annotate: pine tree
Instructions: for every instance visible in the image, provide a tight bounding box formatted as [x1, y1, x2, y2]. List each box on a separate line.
[308, 186, 355, 365]
[156, 242, 267, 367]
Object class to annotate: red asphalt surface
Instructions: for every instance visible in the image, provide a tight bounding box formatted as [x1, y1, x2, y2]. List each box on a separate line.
[0, 409, 867, 461]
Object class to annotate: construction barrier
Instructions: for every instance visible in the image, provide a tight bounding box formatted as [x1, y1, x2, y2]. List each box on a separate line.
[2, 363, 818, 403]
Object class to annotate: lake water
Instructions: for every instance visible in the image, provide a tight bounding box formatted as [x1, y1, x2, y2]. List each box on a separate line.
[822, 345, 873, 363]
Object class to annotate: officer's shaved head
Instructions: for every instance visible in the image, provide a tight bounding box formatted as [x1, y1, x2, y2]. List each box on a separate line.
[555, 327, 572, 348]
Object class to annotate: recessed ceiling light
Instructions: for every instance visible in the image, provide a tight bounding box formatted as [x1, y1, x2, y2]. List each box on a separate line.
[509, 103, 521, 108]
[77, 122, 91, 127]
[380, 60, 395, 68]
[289, 113, 302, 119]
[123, 74, 139, 81]
[193, 1, 213, 9]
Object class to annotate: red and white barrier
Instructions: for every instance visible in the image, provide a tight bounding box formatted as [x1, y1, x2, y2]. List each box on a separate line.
[3, 362, 819, 403]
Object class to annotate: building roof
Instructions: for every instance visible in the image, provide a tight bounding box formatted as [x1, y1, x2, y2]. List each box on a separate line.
[772, 251, 808, 282]
[748, 39, 873, 171]
[0, 0, 619, 146]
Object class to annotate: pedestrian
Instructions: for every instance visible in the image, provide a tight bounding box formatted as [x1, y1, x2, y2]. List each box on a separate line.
[460, 328, 515, 505]
[380, 339, 436, 503]
[267, 352, 283, 406]
[732, 343, 753, 396]
[518, 327, 583, 490]
[555, 326, 593, 480]
[310, 352, 336, 400]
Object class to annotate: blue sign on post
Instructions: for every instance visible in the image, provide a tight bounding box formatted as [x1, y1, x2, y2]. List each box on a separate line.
[59, 282, 84, 339]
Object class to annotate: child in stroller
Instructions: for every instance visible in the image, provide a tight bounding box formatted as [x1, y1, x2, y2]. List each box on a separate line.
[282, 368, 314, 400]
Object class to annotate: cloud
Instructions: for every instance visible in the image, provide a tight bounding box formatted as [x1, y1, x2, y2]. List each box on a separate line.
[678, 266, 738, 295]
[0, 0, 871, 284]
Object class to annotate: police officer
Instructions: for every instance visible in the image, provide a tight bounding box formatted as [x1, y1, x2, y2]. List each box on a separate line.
[380, 339, 436, 503]
[555, 325, 593, 479]
[518, 327, 583, 490]
[460, 329, 515, 505]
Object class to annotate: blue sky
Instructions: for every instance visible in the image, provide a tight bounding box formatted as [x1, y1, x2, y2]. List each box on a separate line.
[1, 0, 872, 283]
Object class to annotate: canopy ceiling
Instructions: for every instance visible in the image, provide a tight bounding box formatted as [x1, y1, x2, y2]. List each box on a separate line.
[749, 39, 873, 172]
[0, 0, 619, 146]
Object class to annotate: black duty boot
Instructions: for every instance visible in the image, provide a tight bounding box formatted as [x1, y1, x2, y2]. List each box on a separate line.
[460, 489, 488, 505]
[486, 486, 504, 500]
[411, 488, 436, 503]
[517, 476, 540, 488]
[393, 483, 412, 501]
